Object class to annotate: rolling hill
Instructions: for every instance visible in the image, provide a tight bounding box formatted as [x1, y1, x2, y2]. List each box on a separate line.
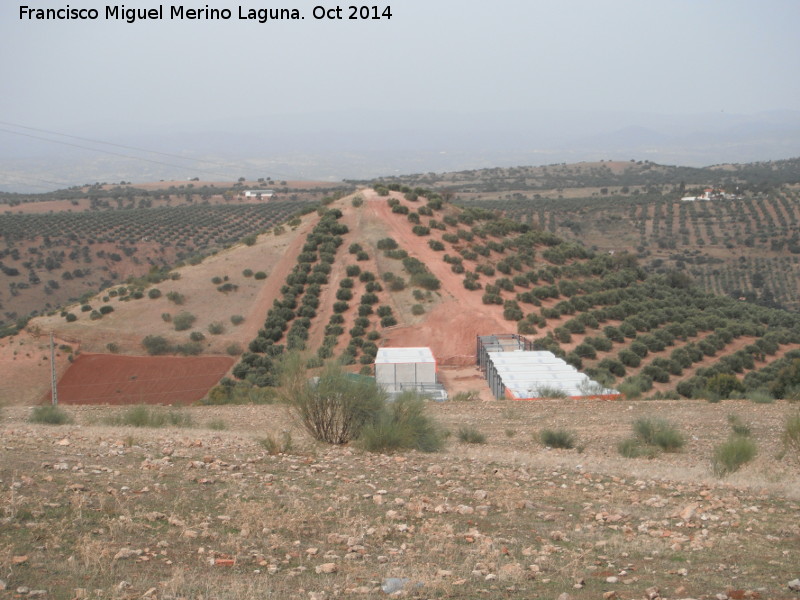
[5, 182, 800, 408]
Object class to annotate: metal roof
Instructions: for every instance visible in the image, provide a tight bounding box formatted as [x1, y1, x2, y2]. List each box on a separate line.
[375, 347, 436, 365]
[487, 350, 619, 399]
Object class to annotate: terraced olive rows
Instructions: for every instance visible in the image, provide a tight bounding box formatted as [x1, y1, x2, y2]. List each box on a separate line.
[379, 192, 800, 401]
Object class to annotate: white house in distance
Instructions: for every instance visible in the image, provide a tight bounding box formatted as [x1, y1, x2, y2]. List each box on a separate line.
[374, 347, 447, 401]
[242, 189, 275, 199]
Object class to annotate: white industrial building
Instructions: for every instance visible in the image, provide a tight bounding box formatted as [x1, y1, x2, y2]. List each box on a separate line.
[476, 335, 620, 400]
[374, 347, 447, 401]
[243, 189, 274, 199]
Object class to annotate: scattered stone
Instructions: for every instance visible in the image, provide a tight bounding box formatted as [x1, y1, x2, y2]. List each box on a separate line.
[381, 578, 410, 594]
[315, 563, 337, 574]
[12, 555, 28, 565]
[557, 594, 572, 600]
[645, 585, 660, 599]
[789, 579, 800, 592]
[113, 548, 141, 561]
[0, 580, 5, 591]
[498, 563, 524, 581]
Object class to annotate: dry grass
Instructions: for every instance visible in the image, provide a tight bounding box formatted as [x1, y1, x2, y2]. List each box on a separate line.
[0, 399, 798, 599]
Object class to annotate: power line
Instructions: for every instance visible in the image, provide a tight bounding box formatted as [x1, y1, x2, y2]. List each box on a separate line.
[0, 120, 236, 171]
[0, 127, 236, 180]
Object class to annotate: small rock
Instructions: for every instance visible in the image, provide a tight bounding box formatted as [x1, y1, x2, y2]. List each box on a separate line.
[498, 563, 524, 581]
[315, 563, 337, 574]
[113, 548, 140, 561]
[788, 579, 800, 592]
[557, 594, 572, 600]
[0, 580, 6, 591]
[603, 592, 618, 600]
[12, 555, 28, 565]
[606, 576, 619, 584]
[381, 578, 410, 594]
[645, 586, 660, 600]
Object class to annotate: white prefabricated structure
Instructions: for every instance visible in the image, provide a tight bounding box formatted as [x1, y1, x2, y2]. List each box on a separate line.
[243, 189, 274, 199]
[374, 347, 446, 400]
[484, 350, 620, 400]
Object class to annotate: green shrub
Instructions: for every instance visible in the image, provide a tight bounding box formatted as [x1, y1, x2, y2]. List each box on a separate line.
[254, 271, 267, 280]
[712, 435, 757, 476]
[281, 356, 385, 444]
[359, 392, 444, 453]
[230, 314, 245, 325]
[727, 414, 751, 437]
[226, 343, 243, 356]
[107, 405, 193, 428]
[208, 321, 225, 335]
[29, 405, 72, 425]
[617, 437, 658, 459]
[243, 269, 254, 277]
[143, 335, 171, 355]
[259, 431, 294, 455]
[190, 331, 206, 342]
[783, 412, 800, 454]
[148, 288, 161, 299]
[411, 304, 425, 316]
[533, 385, 567, 399]
[206, 419, 227, 431]
[633, 417, 685, 452]
[746, 389, 774, 404]
[457, 426, 486, 444]
[540, 428, 576, 449]
[166, 291, 185, 305]
[173, 311, 197, 331]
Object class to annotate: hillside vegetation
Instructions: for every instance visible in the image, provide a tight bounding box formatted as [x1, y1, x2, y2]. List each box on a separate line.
[370, 159, 800, 312]
[9, 178, 800, 407]
[0, 179, 347, 335]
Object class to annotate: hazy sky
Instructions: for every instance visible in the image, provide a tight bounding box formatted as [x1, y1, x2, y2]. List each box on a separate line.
[2, 0, 799, 136]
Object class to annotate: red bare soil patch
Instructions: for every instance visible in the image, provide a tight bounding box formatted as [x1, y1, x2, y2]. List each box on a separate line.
[55, 353, 234, 405]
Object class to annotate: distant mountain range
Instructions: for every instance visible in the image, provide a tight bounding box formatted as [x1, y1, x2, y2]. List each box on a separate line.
[1, 109, 799, 192]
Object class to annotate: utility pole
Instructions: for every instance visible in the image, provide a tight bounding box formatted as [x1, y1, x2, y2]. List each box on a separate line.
[50, 331, 58, 406]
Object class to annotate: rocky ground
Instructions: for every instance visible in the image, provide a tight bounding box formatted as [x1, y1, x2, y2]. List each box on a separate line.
[1, 399, 799, 600]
